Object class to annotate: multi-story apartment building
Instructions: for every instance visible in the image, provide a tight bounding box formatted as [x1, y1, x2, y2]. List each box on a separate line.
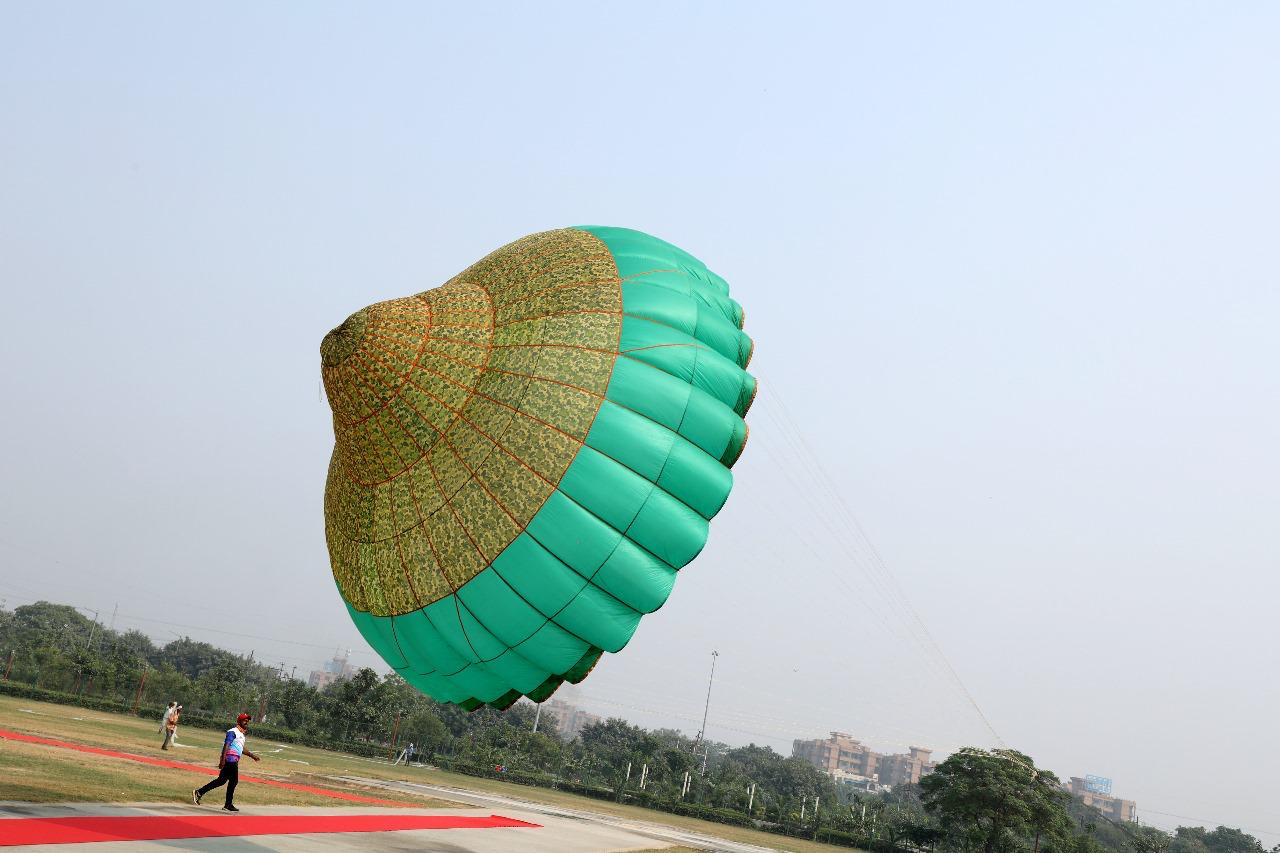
[879, 746, 935, 786]
[1067, 777, 1136, 822]
[793, 732, 879, 778]
[792, 733, 935, 787]
[542, 698, 602, 740]
[307, 650, 356, 690]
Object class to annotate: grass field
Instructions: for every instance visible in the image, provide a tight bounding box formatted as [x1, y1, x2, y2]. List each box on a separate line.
[0, 694, 849, 852]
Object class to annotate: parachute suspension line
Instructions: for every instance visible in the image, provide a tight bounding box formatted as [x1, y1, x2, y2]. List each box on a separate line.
[751, 395, 963, 695]
[573, 667, 979, 753]
[753, 377, 1006, 749]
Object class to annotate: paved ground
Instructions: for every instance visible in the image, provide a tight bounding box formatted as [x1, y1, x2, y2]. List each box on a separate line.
[0, 797, 785, 852]
[339, 776, 782, 853]
[0, 802, 670, 852]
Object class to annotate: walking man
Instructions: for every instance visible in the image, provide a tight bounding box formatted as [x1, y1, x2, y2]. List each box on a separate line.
[193, 713, 259, 811]
[160, 703, 181, 750]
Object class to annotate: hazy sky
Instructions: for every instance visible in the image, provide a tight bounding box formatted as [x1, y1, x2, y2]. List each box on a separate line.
[2, 2, 1276, 842]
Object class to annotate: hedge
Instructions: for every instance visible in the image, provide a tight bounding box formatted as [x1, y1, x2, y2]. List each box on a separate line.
[0, 680, 389, 758]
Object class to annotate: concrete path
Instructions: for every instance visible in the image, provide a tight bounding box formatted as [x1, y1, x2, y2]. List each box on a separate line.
[0, 797, 786, 852]
[336, 776, 784, 853]
[0, 802, 664, 852]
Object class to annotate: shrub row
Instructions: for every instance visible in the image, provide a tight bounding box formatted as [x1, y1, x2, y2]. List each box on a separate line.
[0, 680, 390, 759]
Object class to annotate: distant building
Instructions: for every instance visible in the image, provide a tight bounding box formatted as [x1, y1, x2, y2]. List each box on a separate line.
[793, 732, 879, 778]
[542, 698, 602, 740]
[880, 747, 935, 786]
[792, 733, 935, 788]
[831, 768, 884, 794]
[308, 650, 356, 691]
[1067, 777, 1136, 822]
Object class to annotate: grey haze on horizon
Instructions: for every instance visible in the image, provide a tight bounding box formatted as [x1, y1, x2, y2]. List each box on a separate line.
[1, 2, 1276, 842]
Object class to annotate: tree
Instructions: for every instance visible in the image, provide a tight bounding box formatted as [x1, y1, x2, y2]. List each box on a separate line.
[1127, 825, 1173, 853]
[1202, 828, 1265, 853]
[921, 748, 1070, 853]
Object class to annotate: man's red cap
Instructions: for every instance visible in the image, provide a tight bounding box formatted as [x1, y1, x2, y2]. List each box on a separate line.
[237, 713, 251, 724]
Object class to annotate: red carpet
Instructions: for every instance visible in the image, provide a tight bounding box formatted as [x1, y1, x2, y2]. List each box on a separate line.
[0, 813, 540, 846]
[0, 729, 408, 806]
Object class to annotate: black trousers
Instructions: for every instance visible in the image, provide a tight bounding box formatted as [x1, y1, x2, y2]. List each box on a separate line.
[197, 761, 239, 806]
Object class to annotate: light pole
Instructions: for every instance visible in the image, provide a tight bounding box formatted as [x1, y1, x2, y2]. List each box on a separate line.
[692, 650, 718, 758]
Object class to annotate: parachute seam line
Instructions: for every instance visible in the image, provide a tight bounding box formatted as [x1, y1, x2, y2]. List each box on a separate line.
[326, 318, 438, 430]
[398, 418, 460, 612]
[345, 258, 716, 612]
[621, 267, 679, 281]
[396, 334, 487, 351]
[384, 607, 416, 673]
[418, 500, 645, 679]
[477, 243, 611, 309]
[481, 231, 584, 276]
[326, 295, 462, 428]
[424, 238, 580, 317]
[330, 378, 396, 483]
[627, 274, 739, 323]
[344, 353, 423, 476]
[596, 238, 730, 300]
[348, 236, 625, 699]
[424, 400, 600, 672]
[671, 352, 700, 440]
[470, 357, 736, 463]
[333, 230, 741, 706]
[339, 359, 571, 525]
[353, 338, 504, 491]
[464, 234, 643, 671]
[338, 357, 728, 542]
[493, 307, 747, 366]
[343, 273, 724, 544]
[505, 520, 645, 640]
[384, 335, 742, 459]
[349, 338, 586, 505]
[338, 353, 447, 490]
[366, 330, 488, 372]
[458, 571, 590, 672]
[617, 297, 745, 367]
[491, 274, 622, 310]
[347, 360, 421, 610]
[416, 277, 504, 668]
[431, 237, 651, 688]
[418, 453, 474, 612]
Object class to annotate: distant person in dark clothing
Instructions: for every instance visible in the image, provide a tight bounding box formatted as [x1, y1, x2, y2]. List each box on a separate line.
[193, 713, 259, 811]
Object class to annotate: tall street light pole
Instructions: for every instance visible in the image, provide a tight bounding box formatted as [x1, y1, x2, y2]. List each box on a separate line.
[693, 650, 719, 757]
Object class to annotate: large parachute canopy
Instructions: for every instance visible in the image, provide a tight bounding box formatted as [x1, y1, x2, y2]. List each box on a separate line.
[320, 227, 755, 709]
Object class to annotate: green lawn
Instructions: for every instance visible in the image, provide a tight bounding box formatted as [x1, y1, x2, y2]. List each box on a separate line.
[0, 694, 851, 852]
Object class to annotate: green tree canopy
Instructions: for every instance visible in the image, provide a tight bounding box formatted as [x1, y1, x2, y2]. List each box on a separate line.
[922, 748, 1070, 853]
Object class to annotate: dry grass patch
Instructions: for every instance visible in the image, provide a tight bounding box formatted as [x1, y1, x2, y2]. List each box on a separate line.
[0, 695, 849, 851]
[0, 738, 432, 807]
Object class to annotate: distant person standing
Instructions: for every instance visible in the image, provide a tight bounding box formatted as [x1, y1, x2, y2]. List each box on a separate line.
[160, 704, 181, 750]
[193, 713, 259, 811]
[159, 701, 175, 737]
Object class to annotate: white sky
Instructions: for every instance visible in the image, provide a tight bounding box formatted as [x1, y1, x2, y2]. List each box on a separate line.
[1, 2, 1276, 842]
